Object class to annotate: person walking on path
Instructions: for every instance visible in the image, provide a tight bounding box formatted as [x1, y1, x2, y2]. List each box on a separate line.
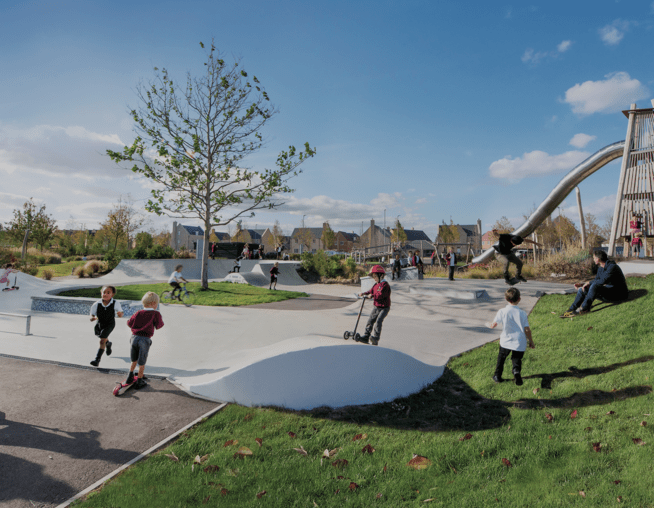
[269, 262, 280, 290]
[446, 248, 457, 281]
[488, 287, 535, 386]
[89, 286, 124, 367]
[125, 292, 164, 389]
[560, 250, 628, 317]
[492, 230, 541, 284]
[356, 265, 391, 346]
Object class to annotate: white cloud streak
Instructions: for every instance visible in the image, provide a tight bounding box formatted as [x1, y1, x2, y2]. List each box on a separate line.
[569, 133, 597, 148]
[563, 72, 649, 115]
[599, 20, 630, 46]
[522, 40, 573, 64]
[489, 150, 590, 180]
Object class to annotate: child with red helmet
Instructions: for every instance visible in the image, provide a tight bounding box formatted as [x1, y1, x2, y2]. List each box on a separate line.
[357, 265, 391, 346]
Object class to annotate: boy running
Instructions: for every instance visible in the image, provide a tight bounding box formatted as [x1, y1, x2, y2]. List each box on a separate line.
[125, 291, 164, 389]
[90, 286, 124, 367]
[488, 287, 535, 386]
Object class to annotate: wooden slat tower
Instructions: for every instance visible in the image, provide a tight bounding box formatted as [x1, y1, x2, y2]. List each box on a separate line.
[608, 102, 654, 256]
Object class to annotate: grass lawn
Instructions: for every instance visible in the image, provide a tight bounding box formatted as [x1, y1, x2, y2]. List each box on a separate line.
[36, 260, 87, 278]
[73, 276, 654, 507]
[57, 282, 309, 306]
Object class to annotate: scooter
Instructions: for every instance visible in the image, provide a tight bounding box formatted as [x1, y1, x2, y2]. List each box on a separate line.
[2, 274, 19, 291]
[343, 295, 367, 341]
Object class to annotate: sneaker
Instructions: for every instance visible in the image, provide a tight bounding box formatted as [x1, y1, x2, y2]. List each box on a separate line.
[492, 375, 503, 383]
[514, 373, 523, 386]
[105, 341, 112, 356]
[90, 359, 100, 367]
[504, 279, 512, 285]
[370, 337, 379, 346]
[356, 334, 370, 344]
[134, 378, 148, 389]
[575, 308, 590, 316]
[125, 372, 134, 385]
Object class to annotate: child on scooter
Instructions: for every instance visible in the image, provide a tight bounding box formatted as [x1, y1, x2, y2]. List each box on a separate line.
[356, 265, 391, 346]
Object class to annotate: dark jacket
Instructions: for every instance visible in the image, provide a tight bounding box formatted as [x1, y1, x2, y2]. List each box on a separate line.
[593, 260, 628, 300]
[495, 234, 523, 255]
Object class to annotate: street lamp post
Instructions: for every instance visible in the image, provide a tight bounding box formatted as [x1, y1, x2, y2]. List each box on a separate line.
[301, 215, 306, 254]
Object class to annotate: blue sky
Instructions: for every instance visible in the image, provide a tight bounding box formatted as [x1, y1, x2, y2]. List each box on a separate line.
[1, 0, 653, 241]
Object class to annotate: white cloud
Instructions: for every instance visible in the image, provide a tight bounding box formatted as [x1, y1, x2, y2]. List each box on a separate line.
[599, 20, 630, 46]
[569, 133, 597, 148]
[489, 150, 590, 180]
[563, 72, 649, 115]
[0, 123, 127, 177]
[370, 192, 401, 208]
[522, 40, 573, 64]
[277, 193, 401, 221]
[415, 198, 427, 204]
[562, 194, 616, 219]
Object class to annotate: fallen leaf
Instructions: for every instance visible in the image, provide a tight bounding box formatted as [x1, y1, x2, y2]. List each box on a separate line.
[459, 433, 473, 441]
[548, 435, 552, 439]
[335, 475, 344, 479]
[501, 458, 512, 467]
[203, 465, 220, 473]
[256, 491, 267, 499]
[613, 480, 621, 484]
[376, 493, 383, 499]
[640, 421, 647, 427]
[423, 499, 435, 503]
[293, 446, 308, 456]
[533, 388, 540, 395]
[194, 454, 209, 464]
[383, 463, 387, 472]
[586, 326, 593, 331]
[255, 438, 263, 447]
[349, 482, 358, 491]
[579, 491, 586, 498]
[332, 459, 349, 469]
[607, 411, 616, 415]
[592, 442, 601, 452]
[585, 427, 592, 431]
[237, 447, 253, 457]
[334, 490, 340, 495]
[551, 311, 556, 314]
[481, 450, 485, 456]
[221, 488, 229, 496]
[243, 414, 253, 421]
[322, 448, 340, 458]
[288, 432, 296, 438]
[632, 438, 646, 446]
[202, 495, 211, 504]
[352, 433, 367, 441]
[362, 444, 375, 454]
[545, 413, 553, 422]
[407, 455, 432, 470]
[165, 453, 179, 462]
[571, 410, 578, 419]
[617, 496, 622, 502]
[223, 440, 238, 447]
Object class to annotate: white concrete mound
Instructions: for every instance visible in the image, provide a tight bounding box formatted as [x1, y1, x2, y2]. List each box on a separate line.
[176, 336, 444, 410]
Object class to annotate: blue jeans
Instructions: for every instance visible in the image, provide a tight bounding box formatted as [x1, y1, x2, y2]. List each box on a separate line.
[569, 283, 625, 312]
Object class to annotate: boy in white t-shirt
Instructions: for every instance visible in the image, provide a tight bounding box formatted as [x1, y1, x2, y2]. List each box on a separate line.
[488, 288, 535, 386]
[167, 264, 187, 300]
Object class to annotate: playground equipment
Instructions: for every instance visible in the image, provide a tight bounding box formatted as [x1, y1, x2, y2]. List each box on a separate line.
[473, 101, 654, 264]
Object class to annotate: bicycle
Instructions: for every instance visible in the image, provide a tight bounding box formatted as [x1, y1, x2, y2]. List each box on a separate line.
[160, 282, 196, 307]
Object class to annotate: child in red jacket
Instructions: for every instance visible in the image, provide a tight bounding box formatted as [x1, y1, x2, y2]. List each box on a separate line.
[125, 291, 164, 389]
[356, 265, 391, 346]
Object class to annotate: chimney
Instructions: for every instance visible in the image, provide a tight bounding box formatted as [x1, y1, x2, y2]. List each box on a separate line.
[370, 219, 375, 228]
[323, 222, 328, 230]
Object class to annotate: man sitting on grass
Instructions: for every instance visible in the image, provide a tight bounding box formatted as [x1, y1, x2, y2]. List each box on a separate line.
[561, 249, 628, 317]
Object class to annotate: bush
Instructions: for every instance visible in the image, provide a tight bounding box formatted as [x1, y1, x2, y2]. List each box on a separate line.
[175, 249, 194, 259]
[343, 257, 358, 279]
[42, 269, 54, 280]
[103, 252, 121, 271]
[45, 254, 61, 264]
[147, 244, 175, 259]
[18, 264, 39, 277]
[84, 260, 102, 275]
[74, 266, 87, 278]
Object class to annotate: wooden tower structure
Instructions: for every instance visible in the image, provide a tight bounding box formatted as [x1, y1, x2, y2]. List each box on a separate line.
[608, 101, 654, 256]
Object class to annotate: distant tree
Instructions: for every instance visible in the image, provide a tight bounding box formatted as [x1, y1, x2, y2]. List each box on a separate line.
[100, 205, 127, 252]
[584, 213, 605, 247]
[391, 219, 408, 245]
[554, 213, 579, 248]
[490, 217, 513, 239]
[438, 220, 460, 244]
[599, 213, 613, 242]
[7, 198, 58, 251]
[295, 228, 313, 253]
[321, 222, 336, 250]
[151, 227, 171, 247]
[271, 220, 284, 249]
[107, 40, 315, 288]
[135, 232, 154, 250]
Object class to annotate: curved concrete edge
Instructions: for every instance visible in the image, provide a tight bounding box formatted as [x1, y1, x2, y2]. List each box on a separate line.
[179, 336, 444, 410]
[409, 286, 489, 300]
[225, 271, 269, 286]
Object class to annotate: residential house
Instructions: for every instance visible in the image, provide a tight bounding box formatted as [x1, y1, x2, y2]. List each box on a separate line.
[210, 229, 231, 242]
[171, 222, 204, 252]
[334, 231, 360, 253]
[435, 219, 482, 256]
[403, 229, 434, 258]
[289, 226, 325, 254]
[260, 228, 290, 254]
[481, 231, 495, 250]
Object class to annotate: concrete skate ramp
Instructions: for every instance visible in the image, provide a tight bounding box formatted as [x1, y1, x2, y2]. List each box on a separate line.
[257, 261, 306, 286]
[225, 271, 269, 286]
[0, 272, 56, 314]
[179, 336, 444, 409]
[102, 259, 261, 282]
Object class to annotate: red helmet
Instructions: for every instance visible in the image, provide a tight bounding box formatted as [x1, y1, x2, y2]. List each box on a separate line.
[369, 265, 386, 275]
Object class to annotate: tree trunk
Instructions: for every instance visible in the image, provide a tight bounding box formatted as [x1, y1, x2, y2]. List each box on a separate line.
[201, 215, 211, 289]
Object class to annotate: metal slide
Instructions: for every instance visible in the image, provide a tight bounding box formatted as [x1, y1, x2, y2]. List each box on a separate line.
[472, 140, 626, 264]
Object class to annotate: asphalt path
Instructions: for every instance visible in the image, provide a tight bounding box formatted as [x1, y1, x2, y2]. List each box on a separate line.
[0, 356, 220, 508]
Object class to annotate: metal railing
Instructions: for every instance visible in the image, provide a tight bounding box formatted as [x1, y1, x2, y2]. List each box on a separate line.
[0, 312, 32, 335]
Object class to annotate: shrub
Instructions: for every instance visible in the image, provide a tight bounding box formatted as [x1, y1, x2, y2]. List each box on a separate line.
[343, 257, 358, 279]
[84, 260, 102, 275]
[147, 244, 175, 259]
[18, 265, 39, 277]
[42, 269, 54, 280]
[45, 254, 61, 264]
[103, 252, 121, 271]
[74, 266, 87, 278]
[175, 249, 194, 259]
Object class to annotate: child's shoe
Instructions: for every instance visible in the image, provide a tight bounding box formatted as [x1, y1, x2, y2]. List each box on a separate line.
[90, 348, 104, 367]
[134, 378, 148, 389]
[125, 372, 135, 385]
[514, 373, 523, 386]
[105, 341, 112, 356]
[370, 337, 379, 346]
[356, 334, 370, 344]
[492, 375, 503, 383]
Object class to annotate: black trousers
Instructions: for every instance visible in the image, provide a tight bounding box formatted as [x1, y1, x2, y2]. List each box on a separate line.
[494, 346, 524, 378]
[448, 265, 455, 280]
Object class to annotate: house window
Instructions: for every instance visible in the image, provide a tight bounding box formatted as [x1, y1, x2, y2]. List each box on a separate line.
[294, 249, 298, 253]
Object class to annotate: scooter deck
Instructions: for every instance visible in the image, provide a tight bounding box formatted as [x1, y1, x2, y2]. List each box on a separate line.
[113, 377, 138, 396]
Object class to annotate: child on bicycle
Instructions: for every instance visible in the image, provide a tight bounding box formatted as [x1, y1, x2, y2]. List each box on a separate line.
[125, 291, 164, 389]
[89, 285, 124, 367]
[168, 264, 187, 300]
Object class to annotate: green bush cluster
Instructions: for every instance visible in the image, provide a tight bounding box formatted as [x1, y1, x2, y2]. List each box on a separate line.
[301, 251, 349, 279]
